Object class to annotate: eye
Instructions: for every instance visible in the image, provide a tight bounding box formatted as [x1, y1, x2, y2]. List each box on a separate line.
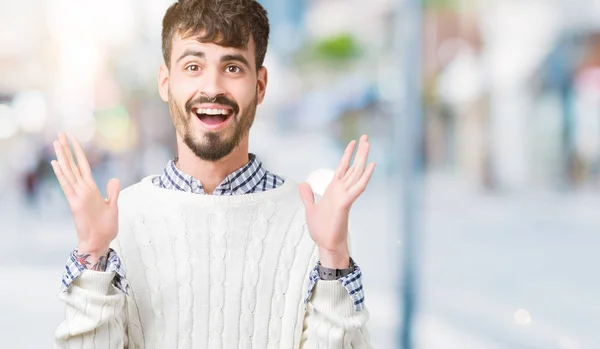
[185, 64, 200, 72]
[226, 65, 242, 74]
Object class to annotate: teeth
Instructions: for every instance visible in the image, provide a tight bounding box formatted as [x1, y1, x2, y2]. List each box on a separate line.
[196, 108, 229, 115]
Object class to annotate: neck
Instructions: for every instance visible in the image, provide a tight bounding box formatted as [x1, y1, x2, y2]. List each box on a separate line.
[175, 136, 250, 194]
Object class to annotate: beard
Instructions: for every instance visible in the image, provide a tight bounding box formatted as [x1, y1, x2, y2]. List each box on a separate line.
[168, 91, 257, 162]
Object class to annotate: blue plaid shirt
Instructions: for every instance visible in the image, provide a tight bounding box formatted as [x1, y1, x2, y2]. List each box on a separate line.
[61, 154, 365, 311]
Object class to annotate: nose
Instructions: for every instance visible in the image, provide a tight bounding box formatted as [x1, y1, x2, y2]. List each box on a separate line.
[198, 66, 226, 100]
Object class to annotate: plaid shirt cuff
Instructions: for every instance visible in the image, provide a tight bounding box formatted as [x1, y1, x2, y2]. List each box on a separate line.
[304, 260, 365, 312]
[61, 248, 130, 295]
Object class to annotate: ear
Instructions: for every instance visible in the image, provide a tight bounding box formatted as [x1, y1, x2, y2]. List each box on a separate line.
[256, 66, 268, 105]
[158, 64, 170, 102]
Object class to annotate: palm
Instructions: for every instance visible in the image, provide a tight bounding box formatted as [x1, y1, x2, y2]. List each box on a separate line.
[70, 185, 119, 252]
[300, 135, 376, 253]
[51, 133, 120, 254]
[305, 185, 351, 252]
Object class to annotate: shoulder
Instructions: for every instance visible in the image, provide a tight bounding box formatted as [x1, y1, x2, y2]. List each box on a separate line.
[118, 176, 156, 207]
[268, 177, 305, 212]
[111, 177, 159, 256]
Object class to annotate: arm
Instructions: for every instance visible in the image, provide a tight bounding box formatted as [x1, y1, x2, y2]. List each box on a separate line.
[298, 135, 375, 348]
[51, 133, 140, 348]
[54, 249, 141, 348]
[54, 270, 128, 348]
[300, 259, 371, 348]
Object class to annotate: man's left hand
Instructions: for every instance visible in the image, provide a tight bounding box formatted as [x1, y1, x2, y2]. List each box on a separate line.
[299, 135, 376, 269]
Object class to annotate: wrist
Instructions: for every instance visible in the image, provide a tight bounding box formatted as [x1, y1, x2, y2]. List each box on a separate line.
[77, 243, 110, 257]
[318, 246, 350, 269]
[74, 248, 110, 271]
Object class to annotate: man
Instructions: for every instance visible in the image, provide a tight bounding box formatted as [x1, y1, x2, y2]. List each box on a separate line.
[52, 0, 375, 347]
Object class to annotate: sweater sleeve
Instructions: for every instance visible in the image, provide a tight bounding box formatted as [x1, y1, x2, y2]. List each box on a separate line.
[53, 270, 143, 348]
[300, 245, 372, 348]
[298, 217, 372, 348]
[300, 278, 372, 348]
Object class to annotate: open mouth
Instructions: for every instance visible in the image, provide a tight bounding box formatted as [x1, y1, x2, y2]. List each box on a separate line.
[194, 107, 234, 126]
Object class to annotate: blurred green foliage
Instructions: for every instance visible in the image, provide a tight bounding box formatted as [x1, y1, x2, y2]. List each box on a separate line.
[423, 0, 469, 11]
[312, 33, 362, 61]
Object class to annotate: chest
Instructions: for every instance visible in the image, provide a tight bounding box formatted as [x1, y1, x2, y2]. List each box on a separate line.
[115, 205, 318, 313]
[115, 207, 317, 348]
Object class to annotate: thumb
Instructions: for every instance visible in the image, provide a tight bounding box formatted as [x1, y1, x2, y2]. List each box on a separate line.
[298, 182, 315, 212]
[106, 178, 121, 207]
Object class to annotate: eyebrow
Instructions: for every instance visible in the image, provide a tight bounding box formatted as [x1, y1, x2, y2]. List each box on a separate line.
[176, 50, 205, 64]
[220, 54, 251, 69]
[176, 50, 252, 69]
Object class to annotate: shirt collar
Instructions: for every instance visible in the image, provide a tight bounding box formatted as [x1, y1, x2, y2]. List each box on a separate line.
[156, 153, 268, 195]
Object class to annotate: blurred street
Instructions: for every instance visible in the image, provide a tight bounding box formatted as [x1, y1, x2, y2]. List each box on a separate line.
[418, 176, 600, 349]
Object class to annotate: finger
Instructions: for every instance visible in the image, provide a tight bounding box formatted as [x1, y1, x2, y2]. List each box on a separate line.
[342, 164, 356, 182]
[349, 162, 376, 201]
[298, 182, 315, 213]
[59, 133, 82, 182]
[51, 160, 76, 200]
[106, 178, 121, 208]
[70, 136, 93, 182]
[53, 140, 77, 186]
[335, 140, 357, 179]
[346, 135, 370, 185]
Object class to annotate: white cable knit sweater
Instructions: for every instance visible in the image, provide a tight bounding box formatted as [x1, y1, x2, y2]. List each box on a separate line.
[54, 176, 371, 348]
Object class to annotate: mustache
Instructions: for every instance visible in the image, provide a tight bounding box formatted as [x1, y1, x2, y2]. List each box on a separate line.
[185, 95, 239, 115]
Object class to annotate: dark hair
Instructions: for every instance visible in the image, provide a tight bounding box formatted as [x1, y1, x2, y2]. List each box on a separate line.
[161, 0, 270, 70]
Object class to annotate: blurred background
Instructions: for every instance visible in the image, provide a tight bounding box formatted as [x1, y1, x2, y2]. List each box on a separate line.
[1, 0, 599, 348]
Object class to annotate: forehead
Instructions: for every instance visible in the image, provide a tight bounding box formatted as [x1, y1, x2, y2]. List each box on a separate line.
[171, 31, 256, 59]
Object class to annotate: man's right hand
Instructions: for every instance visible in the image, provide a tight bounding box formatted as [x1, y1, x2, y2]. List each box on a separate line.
[51, 133, 120, 270]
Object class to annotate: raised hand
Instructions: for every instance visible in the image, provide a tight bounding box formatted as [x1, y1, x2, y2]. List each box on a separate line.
[299, 134, 376, 269]
[51, 133, 121, 270]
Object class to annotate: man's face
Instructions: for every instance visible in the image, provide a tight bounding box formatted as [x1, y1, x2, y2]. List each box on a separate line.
[159, 32, 267, 162]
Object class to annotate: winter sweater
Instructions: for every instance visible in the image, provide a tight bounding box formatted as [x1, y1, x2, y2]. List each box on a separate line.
[54, 175, 371, 348]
